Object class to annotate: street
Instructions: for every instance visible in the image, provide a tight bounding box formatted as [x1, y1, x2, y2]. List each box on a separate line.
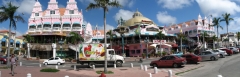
[18, 58, 158, 69]
[180, 53, 240, 77]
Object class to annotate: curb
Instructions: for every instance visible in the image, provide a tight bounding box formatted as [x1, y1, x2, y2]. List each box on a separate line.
[175, 65, 204, 76]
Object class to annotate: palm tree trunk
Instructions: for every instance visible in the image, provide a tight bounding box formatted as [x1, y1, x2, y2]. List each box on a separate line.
[110, 40, 112, 49]
[227, 25, 229, 47]
[180, 37, 182, 53]
[7, 20, 12, 67]
[103, 9, 108, 73]
[217, 27, 219, 48]
[213, 40, 215, 49]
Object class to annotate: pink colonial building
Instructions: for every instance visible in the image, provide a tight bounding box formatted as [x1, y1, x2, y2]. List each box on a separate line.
[26, 0, 84, 59]
[166, 14, 216, 48]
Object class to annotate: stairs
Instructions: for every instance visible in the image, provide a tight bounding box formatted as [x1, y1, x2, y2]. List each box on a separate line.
[69, 44, 80, 52]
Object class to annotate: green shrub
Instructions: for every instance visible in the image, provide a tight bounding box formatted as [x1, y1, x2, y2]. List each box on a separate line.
[96, 70, 114, 74]
[40, 68, 59, 72]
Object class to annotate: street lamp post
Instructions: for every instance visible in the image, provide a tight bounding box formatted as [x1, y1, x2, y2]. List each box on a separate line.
[0, 41, 2, 55]
[144, 37, 149, 59]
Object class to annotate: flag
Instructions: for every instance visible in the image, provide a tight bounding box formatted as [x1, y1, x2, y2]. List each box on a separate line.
[95, 25, 98, 31]
[33, 18, 35, 22]
[135, 25, 141, 35]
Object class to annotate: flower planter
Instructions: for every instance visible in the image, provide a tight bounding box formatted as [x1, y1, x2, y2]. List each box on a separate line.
[27, 58, 32, 60]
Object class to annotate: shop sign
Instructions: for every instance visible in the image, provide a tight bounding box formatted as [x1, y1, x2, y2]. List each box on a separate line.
[153, 40, 166, 44]
[146, 27, 159, 32]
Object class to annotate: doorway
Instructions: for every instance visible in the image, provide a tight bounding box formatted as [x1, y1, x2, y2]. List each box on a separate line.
[125, 49, 130, 57]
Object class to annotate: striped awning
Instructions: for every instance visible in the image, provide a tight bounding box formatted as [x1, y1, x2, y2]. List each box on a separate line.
[43, 22, 51, 24]
[53, 22, 61, 24]
[73, 22, 80, 24]
[63, 22, 70, 24]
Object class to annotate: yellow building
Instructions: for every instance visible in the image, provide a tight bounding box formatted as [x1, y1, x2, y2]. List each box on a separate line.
[0, 30, 25, 55]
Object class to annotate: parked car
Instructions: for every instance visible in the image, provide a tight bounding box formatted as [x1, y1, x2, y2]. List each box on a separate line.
[213, 49, 227, 58]
[219, 48, 233, 56]
[150, 55, 186, 68]
[228, 47, 239, 54]
[199, 50, 219, 61]
[43, 57, 65, 65]
[172, 52, 183, 57]
[0, 56, 7, 64]
[181, 54, 201, 64]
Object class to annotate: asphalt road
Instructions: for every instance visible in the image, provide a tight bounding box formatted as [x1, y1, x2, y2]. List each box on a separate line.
[18, 58, 157, 69]
[180, 53, 240, 77]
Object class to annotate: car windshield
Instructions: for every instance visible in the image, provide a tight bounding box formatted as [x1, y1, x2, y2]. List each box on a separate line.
[175, 56, 182, 58]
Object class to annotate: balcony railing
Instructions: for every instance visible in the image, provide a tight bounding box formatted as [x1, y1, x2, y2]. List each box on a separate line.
[36, 28, 42, 32]
[72, 27, 81, 31]
[52, 27, 61, 31]
[43, 27, 51, 31]
[28, 29, 35, 32]
[62, 27, 71, 31]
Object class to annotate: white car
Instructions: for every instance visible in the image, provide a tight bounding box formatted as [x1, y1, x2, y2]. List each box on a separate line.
[43, 57, 65, 65]
[228, 47, 239, 54]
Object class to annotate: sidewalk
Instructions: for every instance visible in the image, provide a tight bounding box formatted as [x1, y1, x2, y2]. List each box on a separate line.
[124, 57, 159, 62]
[0, 66, 176, 77]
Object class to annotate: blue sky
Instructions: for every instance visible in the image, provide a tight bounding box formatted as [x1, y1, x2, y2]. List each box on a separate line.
[1, 0, 240, 36]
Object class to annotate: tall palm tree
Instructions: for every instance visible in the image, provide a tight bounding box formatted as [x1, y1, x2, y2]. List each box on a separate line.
[211, 35, 217, 49]
[86, 0, 121, 73]
[177, 33, 186, 53]
[221, 13, 234, 47]
[200, 31, 209, 49]
[0, 2, 25, 66]
[212, 17, 223, 48]
[156, 31, 165, 56]
[236, 32, 240, 45]
[69, 32, 84, 60]
[106, 30, 117, 49]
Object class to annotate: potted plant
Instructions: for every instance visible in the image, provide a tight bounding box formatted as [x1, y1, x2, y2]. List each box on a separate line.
[162, 51, 167, 56]
[142, 53, 146, 59]
[157, 52, 161, 57]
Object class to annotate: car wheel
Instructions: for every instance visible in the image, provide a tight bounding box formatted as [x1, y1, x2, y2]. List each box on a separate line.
[220, 54, 223, 58]
[116, 61, 123, 67]
[57, 62, 61, 65]
[88, 62, 95, 68]
[44, 62, 48, 65]
[173, 63, 178, 68]
[210, 57, 215, 61]
[152, 64, 158, 68]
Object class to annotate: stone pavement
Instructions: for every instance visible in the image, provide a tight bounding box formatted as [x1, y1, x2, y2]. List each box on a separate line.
[0, 65, 176, 77]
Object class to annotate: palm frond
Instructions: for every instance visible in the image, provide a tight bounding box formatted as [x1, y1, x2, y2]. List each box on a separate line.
[86, 3, 101, 11]
[108, 0, 122, 8]
[14, 15, 25, 23]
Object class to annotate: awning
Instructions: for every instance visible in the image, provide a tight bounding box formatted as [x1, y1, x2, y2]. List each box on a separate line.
[73, 22, 80, 24]
[171, 43, 178, 48]
[29, 24, 35, 26]
[63, 22, 70, 24]
[43, 22, 51, 24]
[10, 39, 14, 43]
[1, 38, 6, 42]
[16, 41, 20, 44]
[53, 22, 61, 24]
[149, 44, 172, 48]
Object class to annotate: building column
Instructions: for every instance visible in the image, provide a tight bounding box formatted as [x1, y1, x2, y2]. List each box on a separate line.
[27, 43, 31, 58]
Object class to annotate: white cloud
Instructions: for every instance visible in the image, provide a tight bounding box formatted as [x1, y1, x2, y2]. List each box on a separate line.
[114, 9, 134, 22]
[196, 0, 240, 17]
[79, 0, 134, 7]
[218, 17, 240, 35]
[99, 24, 115, 31]
[157, 0, 194, 10]
[2, 0, 35, 15]
[156, 11, 177, 25]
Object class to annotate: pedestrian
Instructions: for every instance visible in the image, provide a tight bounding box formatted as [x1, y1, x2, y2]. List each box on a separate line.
[9, 54, 18, 76]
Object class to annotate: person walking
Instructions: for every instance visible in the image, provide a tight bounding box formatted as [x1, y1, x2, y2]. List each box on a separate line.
[9, 54, 18, 76]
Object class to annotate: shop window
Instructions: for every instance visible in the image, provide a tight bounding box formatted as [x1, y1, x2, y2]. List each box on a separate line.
[136, 50, 140, 54]
[143, 49, 147, 53]
[131, 50, 135, 54]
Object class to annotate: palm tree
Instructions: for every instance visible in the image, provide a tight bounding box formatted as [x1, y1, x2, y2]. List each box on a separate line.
[23, 34, 34, 43]
[211, 35, 218, 49]
[86, 0, 121, 73]
[0, 2, 25, 66]
[221, 13, 234, 47]
[200, 31, 209, 49]
[236, 32, 240, 45]
[212, 17, 223, 48]
[68, 32, 84, 60]
[156, 31, 165, 55]
[177, 33, 186, 53]
[106, 30, 117, 49]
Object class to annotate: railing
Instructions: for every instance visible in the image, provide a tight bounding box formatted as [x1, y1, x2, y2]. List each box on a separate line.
[62, 27, 71, 31]
[52, 27, 61, 31]
[43, 27, 51, 31]
[72, 27, 81, 31]
[28, 29, 35, 32]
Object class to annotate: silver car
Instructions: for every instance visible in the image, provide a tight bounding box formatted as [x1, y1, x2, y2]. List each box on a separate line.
[228, 47, 239, 54]
[199, 50, 219, 61]
[213, 49, 227, 58]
